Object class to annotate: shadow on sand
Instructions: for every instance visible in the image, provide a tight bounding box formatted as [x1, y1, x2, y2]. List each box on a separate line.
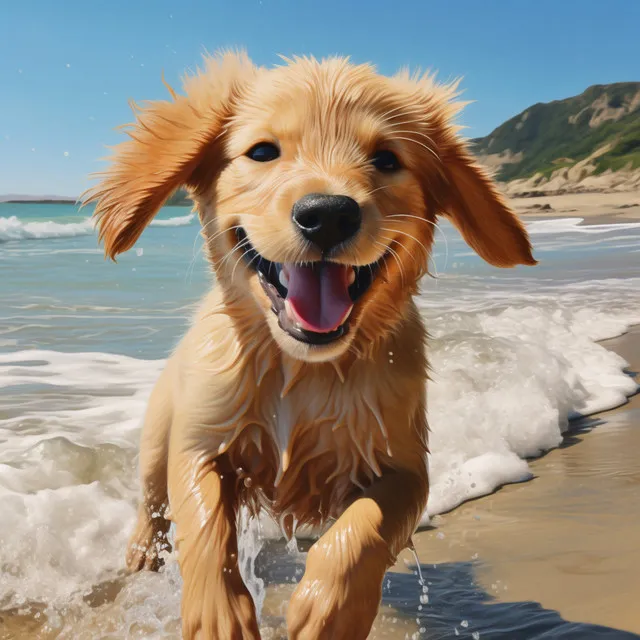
[387, 561, 639, 639]
[257, 543, 639, 639]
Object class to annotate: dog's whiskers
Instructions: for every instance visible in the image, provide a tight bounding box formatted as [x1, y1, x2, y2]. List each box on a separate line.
[374, 239, 405, 287]
[365, 184, 395, 198]
[380, 226, 434, 276]
[187, 219, 238, 282]
[387, 214, 450, 277]
[388, 135, 439, 161]
[216, 236, 251, 272]
[185, 217, 214, 284]
[378, 104, 429, 126]
[390, 129, 437, 150]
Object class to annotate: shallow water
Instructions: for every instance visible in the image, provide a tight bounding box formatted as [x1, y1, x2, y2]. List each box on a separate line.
[1, 203, 639, 638]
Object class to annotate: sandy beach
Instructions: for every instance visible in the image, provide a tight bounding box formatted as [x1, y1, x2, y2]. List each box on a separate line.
[395, 324, 640, 636]
[512, 190, 640, 225]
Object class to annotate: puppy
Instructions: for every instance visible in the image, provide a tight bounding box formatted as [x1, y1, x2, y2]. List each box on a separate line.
[85, 52, 535, 639]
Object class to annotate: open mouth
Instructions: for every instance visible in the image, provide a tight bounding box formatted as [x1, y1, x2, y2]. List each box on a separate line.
[236, 228, 380, 345]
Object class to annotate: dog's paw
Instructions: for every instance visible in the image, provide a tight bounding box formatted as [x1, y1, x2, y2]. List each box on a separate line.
[125, 508, 171, 573]
[286, 543, 386, 640]
[181, 576, 261, 640]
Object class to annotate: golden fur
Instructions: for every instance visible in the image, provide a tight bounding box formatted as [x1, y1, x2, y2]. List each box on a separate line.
[84, 52, 536, 639]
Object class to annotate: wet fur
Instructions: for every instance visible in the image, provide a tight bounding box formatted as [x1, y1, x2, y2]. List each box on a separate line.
[84, 52, 536, 639]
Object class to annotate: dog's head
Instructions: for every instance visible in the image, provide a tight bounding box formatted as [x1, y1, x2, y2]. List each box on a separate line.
[85, 52, 536, 363]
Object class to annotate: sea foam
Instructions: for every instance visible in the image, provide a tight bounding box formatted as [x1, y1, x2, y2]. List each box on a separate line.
[1, 295, 638, 615]
[0, 213, 195, 243]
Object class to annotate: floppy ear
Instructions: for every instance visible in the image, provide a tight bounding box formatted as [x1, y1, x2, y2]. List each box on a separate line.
[436, 143, 537, 267]
[83, 52, 256, 259]
[388, 70, 536, 268]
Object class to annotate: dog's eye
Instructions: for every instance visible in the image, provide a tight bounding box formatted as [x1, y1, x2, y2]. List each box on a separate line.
[246, 142, 280, 162]
[372, 149, 402, 173]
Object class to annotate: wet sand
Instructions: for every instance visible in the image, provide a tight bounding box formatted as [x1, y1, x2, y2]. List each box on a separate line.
[396, 325, 640, 636]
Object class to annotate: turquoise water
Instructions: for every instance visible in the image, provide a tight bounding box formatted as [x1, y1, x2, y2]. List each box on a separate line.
[2, 202, 639, 359]
[1, 202, 640, 638]
[1, 203, 206, 357]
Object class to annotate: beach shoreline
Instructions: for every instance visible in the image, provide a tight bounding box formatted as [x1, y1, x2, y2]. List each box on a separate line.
[511, 189, 640, 225]
[399, 324, 640, 634]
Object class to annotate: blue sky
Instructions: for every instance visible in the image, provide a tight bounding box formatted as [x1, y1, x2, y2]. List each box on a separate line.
[1, 0, 639, 196]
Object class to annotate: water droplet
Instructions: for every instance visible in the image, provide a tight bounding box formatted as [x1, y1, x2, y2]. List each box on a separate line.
[63, 151, 69, 157]
[420, 594, 429, 604]
[436, 532, 445, 539]
[136, 247, 144, 257]
[244, 476, 253, 488]
[460, 620, 469, 628]
[472, 633, 480, 640]
[65, 63, 71, 68]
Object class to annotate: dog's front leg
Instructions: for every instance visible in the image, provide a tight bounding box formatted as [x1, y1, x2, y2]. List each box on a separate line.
[287, 468, 428, 640]
[168, 446, 261, 640]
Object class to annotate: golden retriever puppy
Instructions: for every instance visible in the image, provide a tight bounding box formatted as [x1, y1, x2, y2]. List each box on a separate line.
[84, 51, 535, 639]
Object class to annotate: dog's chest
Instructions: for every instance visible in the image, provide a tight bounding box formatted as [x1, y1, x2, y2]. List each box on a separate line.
[231, 364, 398, 523]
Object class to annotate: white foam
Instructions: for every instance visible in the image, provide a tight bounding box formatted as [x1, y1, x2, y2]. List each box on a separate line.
[1, 299, 638, 614]
[526, 217, 640, 235]
[0, 351, 163, 612]
[150, 213, 195, 227]
[0, 212, 195, 243]
[422, 303, 638, 521]
[0, 215, 95, 242]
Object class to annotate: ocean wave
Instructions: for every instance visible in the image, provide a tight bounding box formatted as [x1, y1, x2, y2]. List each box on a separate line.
[3, 213, 634, 245]
[150, 213, 196, 227]
[526, 217, 640, 235]
[0, 215, 95, 242]
[0, 213, 195, 243]
[1, 296, 638, 614]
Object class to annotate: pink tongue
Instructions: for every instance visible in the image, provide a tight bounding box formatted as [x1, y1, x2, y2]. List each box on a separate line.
[285, 263, 353, 333]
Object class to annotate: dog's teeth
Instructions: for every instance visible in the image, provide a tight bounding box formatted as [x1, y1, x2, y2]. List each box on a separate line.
[279, 270, 289, 289]
[348, 269, 356, 285]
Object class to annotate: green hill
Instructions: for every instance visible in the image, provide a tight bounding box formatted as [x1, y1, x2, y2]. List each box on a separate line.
[166, 188, 192, 206]
[471, 82, 640, 182]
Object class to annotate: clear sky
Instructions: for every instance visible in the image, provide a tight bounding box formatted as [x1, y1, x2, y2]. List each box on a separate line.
[1, 0, 639, 196]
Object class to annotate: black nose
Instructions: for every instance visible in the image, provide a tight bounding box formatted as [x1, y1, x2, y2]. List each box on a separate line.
[292, 194, 361, 253]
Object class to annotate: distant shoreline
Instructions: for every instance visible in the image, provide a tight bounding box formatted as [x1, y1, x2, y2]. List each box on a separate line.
[1, 199, 77, 205]
[0, 199, 189, 207]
